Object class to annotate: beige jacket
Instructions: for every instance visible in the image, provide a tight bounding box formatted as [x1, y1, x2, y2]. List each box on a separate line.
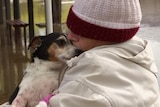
[49, 36, 160, 107]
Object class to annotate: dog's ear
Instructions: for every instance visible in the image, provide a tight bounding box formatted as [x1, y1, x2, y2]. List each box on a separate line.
[28, 36, 45, 50]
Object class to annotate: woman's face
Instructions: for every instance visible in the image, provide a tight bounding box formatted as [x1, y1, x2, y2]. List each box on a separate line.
[67, 30, 110, 51]
[67, 31, 80, 47]
[67, 31, 91, 51]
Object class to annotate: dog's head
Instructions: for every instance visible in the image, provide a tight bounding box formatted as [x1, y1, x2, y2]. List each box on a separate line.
[28, 32, 83, 62]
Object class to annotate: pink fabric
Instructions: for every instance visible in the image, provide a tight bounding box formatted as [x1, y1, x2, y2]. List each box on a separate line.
[40, 93, 55, 105]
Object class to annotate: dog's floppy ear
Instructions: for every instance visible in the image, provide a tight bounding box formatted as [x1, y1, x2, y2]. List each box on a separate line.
[28, 36, 45, 50]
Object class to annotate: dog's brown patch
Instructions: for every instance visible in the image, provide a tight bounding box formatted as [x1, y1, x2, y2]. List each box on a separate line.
[47, 43, 60, 61]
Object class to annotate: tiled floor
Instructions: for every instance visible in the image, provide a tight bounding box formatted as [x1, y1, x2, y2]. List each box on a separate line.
[0, 0, 160, 104]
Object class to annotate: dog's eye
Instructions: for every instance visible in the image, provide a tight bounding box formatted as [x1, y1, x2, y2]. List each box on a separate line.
[55, 39, 67, 47]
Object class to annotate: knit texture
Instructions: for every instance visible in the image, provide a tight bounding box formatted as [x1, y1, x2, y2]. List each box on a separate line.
[67, 0, 142, 42]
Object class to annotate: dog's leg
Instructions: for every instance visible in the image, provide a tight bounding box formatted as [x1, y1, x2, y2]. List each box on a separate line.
[11, 93, 27, 107]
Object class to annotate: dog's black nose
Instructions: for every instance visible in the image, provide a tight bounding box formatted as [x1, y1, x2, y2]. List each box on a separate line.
[75, 49, 84, 56]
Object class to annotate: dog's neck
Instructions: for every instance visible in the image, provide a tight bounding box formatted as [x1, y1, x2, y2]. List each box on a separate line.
[25, 57, 66, 73]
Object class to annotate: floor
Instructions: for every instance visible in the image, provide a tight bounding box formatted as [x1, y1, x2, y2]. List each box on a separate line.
[0, 0, 160, 104]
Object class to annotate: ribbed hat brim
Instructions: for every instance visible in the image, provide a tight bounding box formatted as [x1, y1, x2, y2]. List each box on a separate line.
[67, 7, 140, 42]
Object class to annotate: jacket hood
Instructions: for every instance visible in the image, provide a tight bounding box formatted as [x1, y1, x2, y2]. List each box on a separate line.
[88, 36, 158, 76]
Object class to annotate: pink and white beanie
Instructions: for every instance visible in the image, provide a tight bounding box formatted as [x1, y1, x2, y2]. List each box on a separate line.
[67, 0, 142, 42]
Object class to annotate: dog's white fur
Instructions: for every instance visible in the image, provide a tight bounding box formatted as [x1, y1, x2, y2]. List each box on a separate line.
[11, 58, 60, 107]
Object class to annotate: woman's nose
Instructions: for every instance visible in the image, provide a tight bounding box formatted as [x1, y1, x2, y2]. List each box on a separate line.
[67, 32, 72, 40]
[67, 31, 79, 42]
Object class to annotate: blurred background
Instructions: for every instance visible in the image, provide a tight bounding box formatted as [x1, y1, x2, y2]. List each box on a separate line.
[0, 0, 160, 104]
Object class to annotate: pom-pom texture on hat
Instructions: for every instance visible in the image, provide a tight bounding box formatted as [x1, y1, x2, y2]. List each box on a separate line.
[67, 0, 142, 42]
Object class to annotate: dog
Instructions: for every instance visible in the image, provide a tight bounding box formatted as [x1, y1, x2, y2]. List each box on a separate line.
[0, 32, 83, 107]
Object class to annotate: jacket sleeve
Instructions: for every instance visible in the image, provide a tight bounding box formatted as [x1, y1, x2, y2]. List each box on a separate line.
[48, 53, 114, 107]
[49, 80, 112, 107]
[49, 93, 112, 107]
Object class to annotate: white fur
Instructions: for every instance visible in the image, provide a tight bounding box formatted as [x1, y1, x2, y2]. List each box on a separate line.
[11, 58, 65, 107]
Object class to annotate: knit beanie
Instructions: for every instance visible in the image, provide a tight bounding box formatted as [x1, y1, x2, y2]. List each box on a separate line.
[67, 0, 142, 42]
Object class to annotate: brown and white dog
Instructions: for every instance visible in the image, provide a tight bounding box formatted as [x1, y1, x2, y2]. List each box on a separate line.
[1, 32, 82, 107]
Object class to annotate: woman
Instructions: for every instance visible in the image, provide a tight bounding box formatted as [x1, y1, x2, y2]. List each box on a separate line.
[49, 0, 160, 107]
